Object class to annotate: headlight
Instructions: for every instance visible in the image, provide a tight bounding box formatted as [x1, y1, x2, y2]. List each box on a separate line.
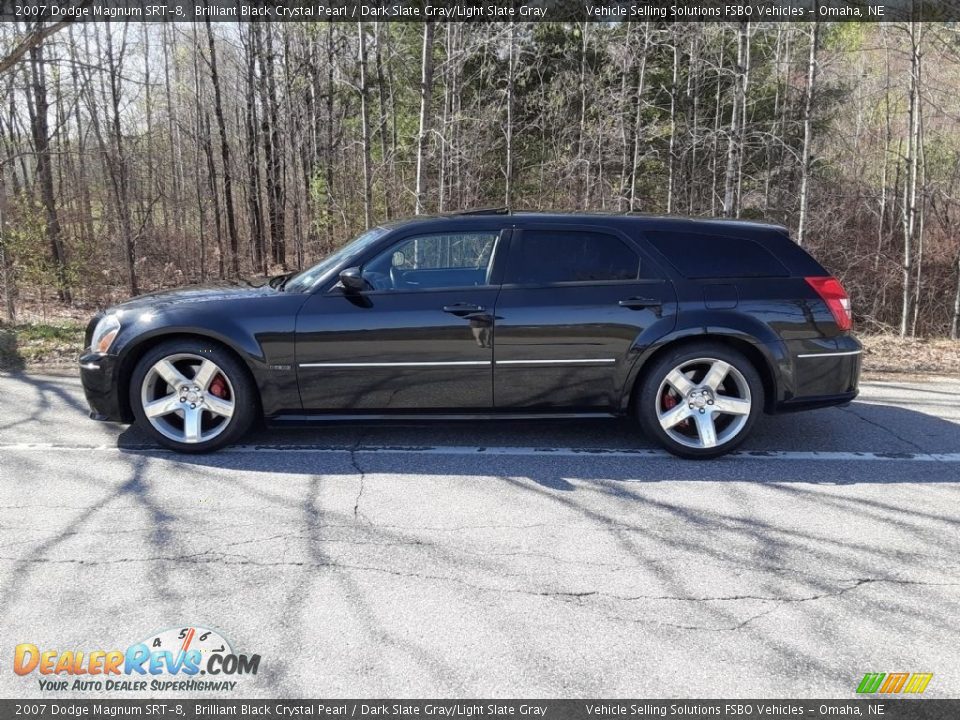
[90, 315, 121, 354]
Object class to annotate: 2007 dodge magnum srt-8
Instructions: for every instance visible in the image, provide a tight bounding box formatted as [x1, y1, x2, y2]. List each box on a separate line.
[80, 211, 861, 458]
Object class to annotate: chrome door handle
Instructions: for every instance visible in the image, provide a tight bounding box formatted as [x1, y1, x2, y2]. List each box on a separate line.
[618, 297, 662, 309]
[443, 303, 485, 316]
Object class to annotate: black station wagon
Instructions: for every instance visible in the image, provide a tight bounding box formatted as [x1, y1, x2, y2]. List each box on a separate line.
[80, 211, 861, 458]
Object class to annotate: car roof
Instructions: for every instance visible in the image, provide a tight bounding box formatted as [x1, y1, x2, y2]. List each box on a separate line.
[378, 211, 789, 235]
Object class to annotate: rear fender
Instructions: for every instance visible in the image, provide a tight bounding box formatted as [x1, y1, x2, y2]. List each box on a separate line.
[618, 310, 790, 414]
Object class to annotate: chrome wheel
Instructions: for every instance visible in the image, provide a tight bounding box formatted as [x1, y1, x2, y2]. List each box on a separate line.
[655, 357, 752, 450]
[140, 353, 236, 445]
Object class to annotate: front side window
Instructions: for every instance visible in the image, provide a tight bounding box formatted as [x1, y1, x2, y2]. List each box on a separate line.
[362, 231, 499, 291]
[505, 230, 641, 285]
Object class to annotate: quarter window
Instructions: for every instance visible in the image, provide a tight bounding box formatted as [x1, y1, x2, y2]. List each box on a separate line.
[646, 231, 790, 278]
[505, 230, 641, 285]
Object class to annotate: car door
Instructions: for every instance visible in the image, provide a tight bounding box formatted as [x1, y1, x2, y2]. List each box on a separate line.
[295, 228, 507, 411]
[493, 224, 676, 410]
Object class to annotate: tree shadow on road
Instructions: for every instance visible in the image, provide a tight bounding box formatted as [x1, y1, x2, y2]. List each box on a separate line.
[5, 372, 960, 695]
[111, 399, 960, 487]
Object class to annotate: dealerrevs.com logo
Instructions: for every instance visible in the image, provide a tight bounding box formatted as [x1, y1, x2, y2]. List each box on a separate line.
[14, 626, 260, 693]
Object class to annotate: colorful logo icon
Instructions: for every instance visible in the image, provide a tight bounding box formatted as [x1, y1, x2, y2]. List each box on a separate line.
[856, 673, 933, 694]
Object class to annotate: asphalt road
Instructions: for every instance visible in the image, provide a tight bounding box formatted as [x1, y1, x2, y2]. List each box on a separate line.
[1, 370, 959, 699]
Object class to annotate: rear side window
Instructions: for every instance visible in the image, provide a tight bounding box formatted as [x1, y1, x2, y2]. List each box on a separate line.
[646, 231, 790, 279]
[506, 230, 640, 285]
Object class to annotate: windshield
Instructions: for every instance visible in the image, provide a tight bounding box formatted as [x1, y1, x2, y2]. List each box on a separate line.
[283, 227, 388, 293]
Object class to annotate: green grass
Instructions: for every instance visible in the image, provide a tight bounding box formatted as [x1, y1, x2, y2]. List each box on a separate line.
[0, 321, 85, 371]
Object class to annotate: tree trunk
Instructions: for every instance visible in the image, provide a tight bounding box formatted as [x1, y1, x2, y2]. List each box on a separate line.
[243, 26, 266, 274]
[374, 23, 393, 220]
[205, 20, 240, 277]
[875, 29, 893, 274]
[900, 21, 921, 338]
[358, 23, 373, 229]
[256, 24, 285, 267]
[723, 22, 748, 218]
[504, 21, 516, 208]
[710, 37, 725, 217]
[325, 23, 336, 248]
[628, 22, 650, 211]
[687, 32, 700, 215]
[27, 36, 71, 303]
[618, 24, 634, 211]
[911, 116, 926, 336]
[735, 24, 751, 216]
[952, 250, 960, 339]
[414, 20, 435, 215]
[578, 22, 590, 208]
[0, 167, 15, 321]
[666, 37, 679, 214]
[101, 23, 137, 295]
[203, 111, 225, 279]
[796, 21, 819, 247]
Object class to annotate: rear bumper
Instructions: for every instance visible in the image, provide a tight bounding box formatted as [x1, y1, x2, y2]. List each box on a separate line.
[773, 335, 862, 414]
[79, 352, 126, 422]
[775, 390, 858, 413]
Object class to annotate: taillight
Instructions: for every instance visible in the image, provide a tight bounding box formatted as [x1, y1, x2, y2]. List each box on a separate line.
[805, 276, 852, 331]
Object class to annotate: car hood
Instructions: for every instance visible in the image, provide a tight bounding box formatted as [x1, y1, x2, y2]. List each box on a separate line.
[109, 282, 277, 313]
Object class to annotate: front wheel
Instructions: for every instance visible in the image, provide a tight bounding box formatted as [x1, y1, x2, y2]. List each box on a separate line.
[637, 343, 763, 459]
[130, 339, 257, 453]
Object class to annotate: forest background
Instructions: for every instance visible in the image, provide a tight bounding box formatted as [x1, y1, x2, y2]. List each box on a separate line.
[1, 19, 958, 369]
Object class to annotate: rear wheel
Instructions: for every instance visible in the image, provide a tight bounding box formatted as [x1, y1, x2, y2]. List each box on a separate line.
[130, 339, 257, 453]
[637, 343, 763, 459]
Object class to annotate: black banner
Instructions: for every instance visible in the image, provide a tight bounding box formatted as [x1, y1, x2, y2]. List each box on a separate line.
[1, 0, 959, 23]
[1, 700, 958, 720]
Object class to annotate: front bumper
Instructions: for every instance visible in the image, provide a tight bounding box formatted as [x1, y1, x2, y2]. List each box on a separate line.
[79, 352, 126, 422]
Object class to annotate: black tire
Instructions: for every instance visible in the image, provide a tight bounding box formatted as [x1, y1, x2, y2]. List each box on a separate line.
[129, 338, 258, 453]
[637, 342, 764, 459]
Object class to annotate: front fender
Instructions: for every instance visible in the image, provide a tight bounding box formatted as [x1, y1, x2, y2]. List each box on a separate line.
[110, 295, 305, 417]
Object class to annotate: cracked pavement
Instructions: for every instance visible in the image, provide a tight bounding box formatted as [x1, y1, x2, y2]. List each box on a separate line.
[0, 371, 959, 697]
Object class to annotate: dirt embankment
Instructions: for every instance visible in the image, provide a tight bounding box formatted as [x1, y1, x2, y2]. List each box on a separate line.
[859, 335, 960, 379]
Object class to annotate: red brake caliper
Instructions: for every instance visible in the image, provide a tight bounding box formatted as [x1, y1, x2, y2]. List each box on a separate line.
[208, 374, 230, 399]
[662, 389, 689, 428]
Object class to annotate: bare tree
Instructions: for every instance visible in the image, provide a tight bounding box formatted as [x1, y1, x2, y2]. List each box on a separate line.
[255, 24, 285, 267]
[900, 21, 922, 337]
[0, 9, 90, 76]
[504, 22, 516, 208]
[723, 21, 748, 218]
[796, 20, 819, 247]
[205, 20, 240, 277]
[26, 30, 71, 303]
[242, 26, 266, 274]
[414, 20, 435, 215]
[628, 22, 651, 211]
[357, 23, 373, 229]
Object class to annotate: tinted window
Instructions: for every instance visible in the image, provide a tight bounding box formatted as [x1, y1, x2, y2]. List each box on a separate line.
[646, 231, 789, 279]
[506, 230, 640, 285]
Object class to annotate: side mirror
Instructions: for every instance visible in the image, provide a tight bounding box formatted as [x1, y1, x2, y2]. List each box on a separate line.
[267, 271, 294, 289]
[339, 267, 369, 293]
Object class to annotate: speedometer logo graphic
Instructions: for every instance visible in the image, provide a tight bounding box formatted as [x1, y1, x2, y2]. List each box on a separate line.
[139, 626, 234, 664]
